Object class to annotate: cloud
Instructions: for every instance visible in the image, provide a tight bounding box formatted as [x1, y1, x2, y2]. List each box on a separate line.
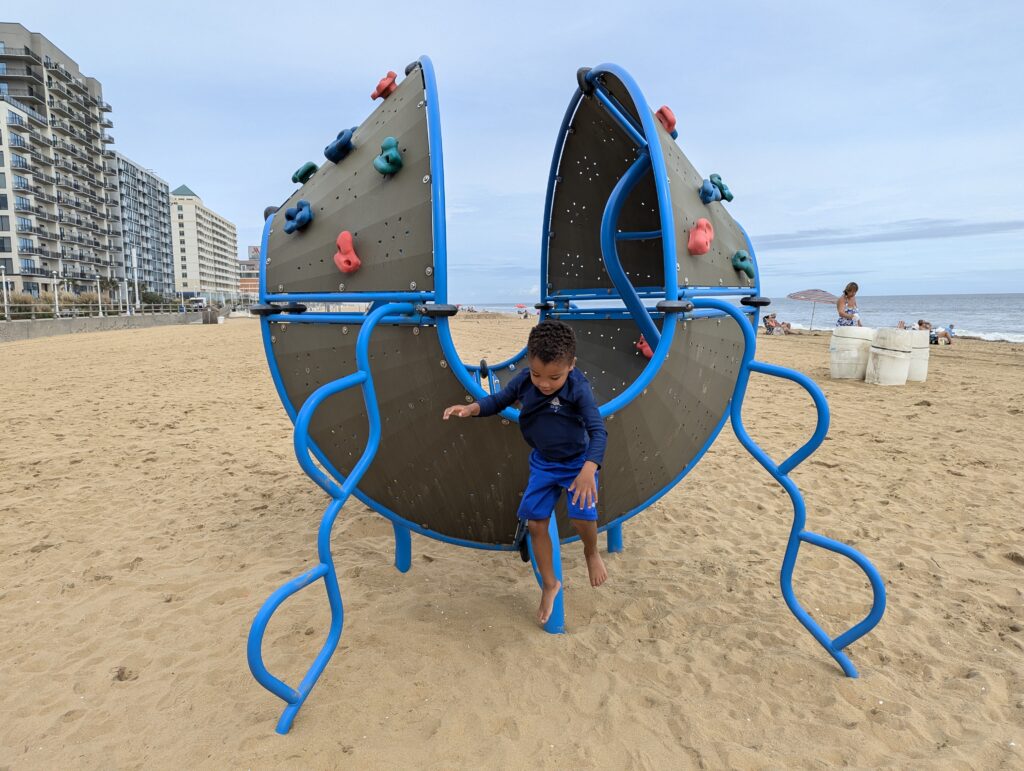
[754, 219, 1024, 250]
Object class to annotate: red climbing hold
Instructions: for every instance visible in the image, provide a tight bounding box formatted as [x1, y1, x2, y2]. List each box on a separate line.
[371, 71, 398, 100]
[333, 231, 362, 274]
[636, 335, 653, 359]
[687, 218, 715, 256]
[656, 106, 676, 134]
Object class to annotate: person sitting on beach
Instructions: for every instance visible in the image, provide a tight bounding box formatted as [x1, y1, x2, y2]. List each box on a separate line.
[763, 313, 792, 335]
[836, 282, 862, 327]
[914, 320, 953, 345]
[442, 320, 608, 625]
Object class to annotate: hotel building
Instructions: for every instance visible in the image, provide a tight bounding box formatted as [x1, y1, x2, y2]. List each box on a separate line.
[170, 185, 239, 301]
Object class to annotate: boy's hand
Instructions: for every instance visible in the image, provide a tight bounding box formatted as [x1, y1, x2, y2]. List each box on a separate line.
[568, 461, 599, 508]
[443, 403, 480, 419]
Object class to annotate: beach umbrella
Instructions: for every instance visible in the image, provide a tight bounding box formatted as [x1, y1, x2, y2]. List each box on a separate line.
[514, 303, 526, 308]
[786, 289, 838, 330]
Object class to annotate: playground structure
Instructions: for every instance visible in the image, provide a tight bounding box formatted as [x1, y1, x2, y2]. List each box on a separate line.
[247, 57, 887, 734]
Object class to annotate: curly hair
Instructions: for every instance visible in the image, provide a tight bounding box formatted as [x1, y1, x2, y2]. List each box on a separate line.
[527, 320, 576, 364]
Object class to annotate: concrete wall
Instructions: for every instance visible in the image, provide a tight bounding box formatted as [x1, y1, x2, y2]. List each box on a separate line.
[0, 312, 204, 343]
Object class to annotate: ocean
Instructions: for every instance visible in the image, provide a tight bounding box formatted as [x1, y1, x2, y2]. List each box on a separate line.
[474, 294, 1024, 343]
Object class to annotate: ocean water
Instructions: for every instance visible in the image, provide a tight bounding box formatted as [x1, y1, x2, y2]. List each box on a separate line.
[476, 294, 1024, 343]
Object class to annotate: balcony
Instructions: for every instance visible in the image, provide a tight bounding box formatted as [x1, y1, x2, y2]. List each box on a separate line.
[21, 264, 52, 277]
[31, 150, 55, 167]
[34, 171, 57, 186]
[48, 79, 71, 98]
[100, 133, 115, 144]
[100, 118, 114, 129]
[69, 77, 89, 95]
[34, 209, 57, 223]
[2, 65, 44, 84]
[1, 46, 43, 64]
[3, 87, 45, 105]
[32, 226, 59, 241]
[0, 94, 48, 124]
[48, 100, 74, 119]
[44, 61, 72, 80]
[99, 100, 112, 112]
[50, 118, 73, 134]
[16, 222, 34, 234]
[19, 246, 51, 258]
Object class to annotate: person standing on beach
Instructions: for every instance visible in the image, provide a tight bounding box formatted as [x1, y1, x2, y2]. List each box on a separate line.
[442, 320, 608, 625]
[836, 282, 862, 327]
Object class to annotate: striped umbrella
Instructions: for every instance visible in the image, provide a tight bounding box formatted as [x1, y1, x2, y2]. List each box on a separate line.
[786, 289, 839, 330]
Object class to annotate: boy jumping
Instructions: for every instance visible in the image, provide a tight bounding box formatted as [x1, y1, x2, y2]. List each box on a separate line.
[443, 320, 608, 624]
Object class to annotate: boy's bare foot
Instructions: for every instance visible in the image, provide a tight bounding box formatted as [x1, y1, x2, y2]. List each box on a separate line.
[585, 550, 607, 587]
[538, 580, 561, 624]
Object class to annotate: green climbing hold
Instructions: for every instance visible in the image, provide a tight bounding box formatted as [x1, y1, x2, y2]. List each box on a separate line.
[292, 162, 318, 185]
[373, 137, 403, 175]
[710, 173, 734, 202]
[731, 250, 755, 279]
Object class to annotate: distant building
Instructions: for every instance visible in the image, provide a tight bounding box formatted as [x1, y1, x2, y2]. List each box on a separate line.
[170, 185, 238, 301]
[114, 152, 173, 298]
[0, 23, 120, 297]
[238, 246, 259, 299]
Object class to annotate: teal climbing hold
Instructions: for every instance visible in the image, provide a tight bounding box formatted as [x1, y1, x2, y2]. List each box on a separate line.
[373, 137, 403, 175]
[710, 173, 734, 202]
[292, 162, 318, 185]
[731, 250, 754, 279]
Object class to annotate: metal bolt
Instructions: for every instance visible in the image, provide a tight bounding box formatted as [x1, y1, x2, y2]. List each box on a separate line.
[424, 266, 433, 276]
[417, 100, 425, 108]
[412, 327, 420, 335]
[501, 419, 510, 425]
[422, 175, 431, 184]
[465, 395, 473, 403]
[338, 282, 346, 291]
[266, 257, 271, 264]
[440, 360, 447, 368]
[277, 284, 284, 291]
[271, 335, 277, 343]
[342, 326, 349, 334]
[409, 281, 417, 290]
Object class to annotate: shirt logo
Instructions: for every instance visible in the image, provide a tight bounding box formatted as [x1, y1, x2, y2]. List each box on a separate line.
[549, 397, 562, 412]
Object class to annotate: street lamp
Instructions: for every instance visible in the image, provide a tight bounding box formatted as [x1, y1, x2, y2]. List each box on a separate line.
[95, 273, 103, 317]
[1, 265, 9, 321]
[51, 271, 60, 317]
[131, 247, 141, 311]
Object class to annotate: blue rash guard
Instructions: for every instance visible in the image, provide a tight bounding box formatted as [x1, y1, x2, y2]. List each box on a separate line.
[476, 367, 607, 467]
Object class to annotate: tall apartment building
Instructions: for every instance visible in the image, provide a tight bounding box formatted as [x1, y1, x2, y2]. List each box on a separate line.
[115, 152, 174, 298]
[0, 24, 122, 297]
[170, 185, 239, 301]
[238, 246, 259, 300]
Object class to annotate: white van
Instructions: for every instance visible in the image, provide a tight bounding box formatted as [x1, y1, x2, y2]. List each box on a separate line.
[187, 297, 208, 310]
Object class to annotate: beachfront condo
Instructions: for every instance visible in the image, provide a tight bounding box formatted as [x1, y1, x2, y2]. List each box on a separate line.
[113, 152, 175, 299]
[170, 185, 240, 303]
[0, 23, 122, 299]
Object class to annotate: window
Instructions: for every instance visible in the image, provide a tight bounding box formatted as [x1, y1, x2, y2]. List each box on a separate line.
[0, 194, 6, 210]
[20, 258, 34, 271]
[0, 237, 10, 253]
[16, 216, 30, 230]
[18, 238, 33, 251]
[0, 216, 7, 231]
[24, 281, 40, 297]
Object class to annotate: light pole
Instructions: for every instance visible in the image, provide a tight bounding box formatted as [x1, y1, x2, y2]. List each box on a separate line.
[52, 271, 60, 317]
[1, 265, 9, 321]
[95, 273, 103, 317]
[131, 247, 141, 311]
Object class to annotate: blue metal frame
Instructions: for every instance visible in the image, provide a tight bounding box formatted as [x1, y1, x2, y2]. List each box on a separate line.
[250, 57, 887, 734]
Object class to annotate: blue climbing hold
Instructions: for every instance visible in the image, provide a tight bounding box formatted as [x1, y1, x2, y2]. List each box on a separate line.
[731, 250, 755, 279]
[283, 200, 314, 234]
[699, 179, 722, 204]
[324, 127, 357, 164]
[710, 173, 734, 202]
[373, 137, 403, 175]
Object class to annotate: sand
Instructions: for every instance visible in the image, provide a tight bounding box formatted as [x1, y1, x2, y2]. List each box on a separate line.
[0, 318, 1021, 769]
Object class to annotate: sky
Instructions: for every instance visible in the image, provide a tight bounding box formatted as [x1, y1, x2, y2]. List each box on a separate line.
[13, 1, 1024, 301]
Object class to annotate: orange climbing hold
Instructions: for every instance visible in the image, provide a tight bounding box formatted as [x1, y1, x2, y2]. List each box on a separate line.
[636, 335, 653, 359]
[656, 105, 676, 135]
[371, 71, 398, 100]
[333, 231, 362, 274]
[687, 218, 715, 255]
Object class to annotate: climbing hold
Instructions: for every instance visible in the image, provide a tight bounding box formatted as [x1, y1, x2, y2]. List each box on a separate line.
[699, 179, 722, 205]
[577, 67, 594, 95]
[404, 60, 421, 76]
[656, 106, 678, 139]
[373, 137, 403, 175]
[710, 173, 734, 202]
[263, 205, 279, 221]
[371, 71, 398, 100]
[636, 335, 653, 359]
[282, 200, 314, 234]
[332, 231, 361, 274]
[687, 218, 714, 256]
[731, 250, 755, 279]
[292, 162, 318, 185]
[324, 127, 357, 164]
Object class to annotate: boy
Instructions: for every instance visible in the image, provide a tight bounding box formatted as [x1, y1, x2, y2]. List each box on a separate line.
[442, 320, 608, 625]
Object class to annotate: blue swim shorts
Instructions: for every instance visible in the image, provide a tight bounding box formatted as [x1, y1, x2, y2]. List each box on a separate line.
[517, 450, 599, 522]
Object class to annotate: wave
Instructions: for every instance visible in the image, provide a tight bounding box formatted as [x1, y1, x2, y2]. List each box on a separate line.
[784, 322, 1023, 343]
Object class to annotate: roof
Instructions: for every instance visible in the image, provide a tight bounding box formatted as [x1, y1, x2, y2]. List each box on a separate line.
[171, 184, 198, 197]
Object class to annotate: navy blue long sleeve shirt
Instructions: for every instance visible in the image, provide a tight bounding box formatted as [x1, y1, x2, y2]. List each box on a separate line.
[476, 368, 607, 466]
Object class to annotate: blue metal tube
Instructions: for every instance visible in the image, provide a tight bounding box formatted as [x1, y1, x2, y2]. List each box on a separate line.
[615, 230, 662, 241]
[420, 56, 448, 305]
[393, 523, 412, 573]
[600, 152, 661, 347]
[526, 515, 565, 634]
[607, 523, 624, 553]
[599, 313, 676, 417]
[690, 296, 886, 677]
[463, 345, 528, 373]
[679, 287, 760, 298]
[263, 291, 434, 303]
[592, 86, 647, 148]
[267, 313, 427, 326]
[549, 287, 665, 298]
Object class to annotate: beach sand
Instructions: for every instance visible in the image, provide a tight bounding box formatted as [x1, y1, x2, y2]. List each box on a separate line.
[1, 318, 1021, 768]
